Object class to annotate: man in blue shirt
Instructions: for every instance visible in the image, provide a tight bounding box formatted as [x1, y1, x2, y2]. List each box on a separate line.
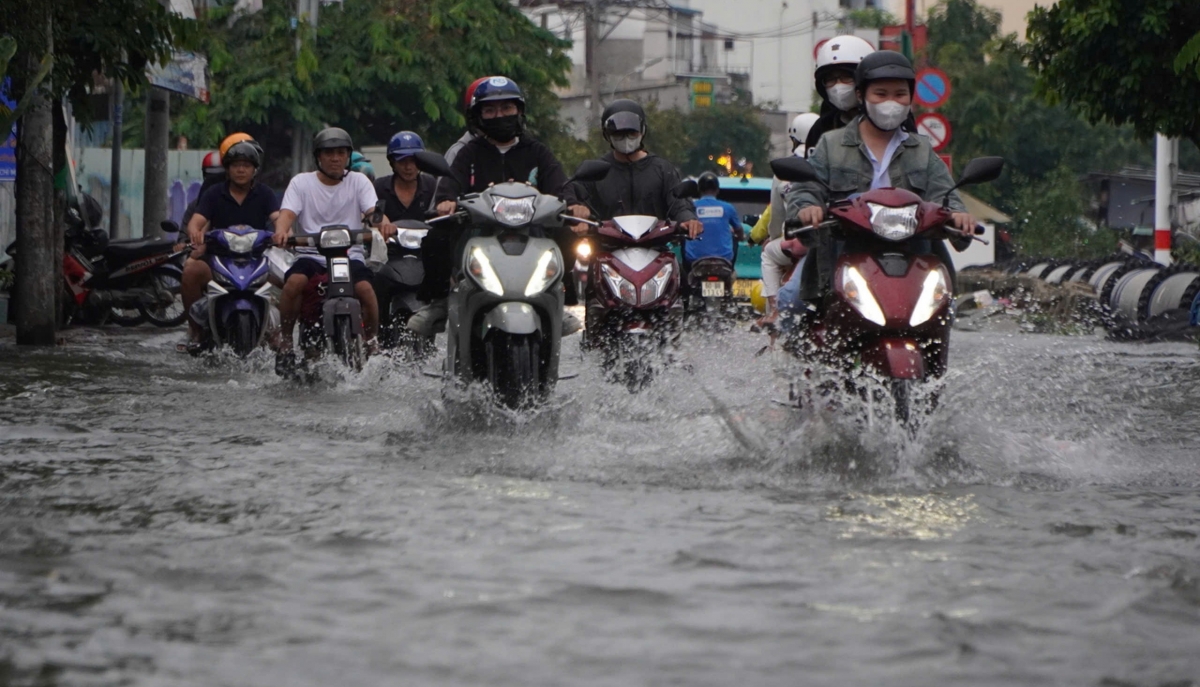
[685, 171, 741, 267]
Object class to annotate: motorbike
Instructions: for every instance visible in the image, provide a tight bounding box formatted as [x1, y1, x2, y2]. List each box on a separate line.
[577, 179, 699, 392]
[684, 255, 737, 322]
[770, 155, 1004, 424]
[371, 219, 432, 356]
[423, 156, 611, 409]
[192, 226, 275, 357]
[288, 224, 375, 373]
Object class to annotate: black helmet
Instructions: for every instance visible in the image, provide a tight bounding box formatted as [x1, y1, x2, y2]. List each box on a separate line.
[697, 171, 719, 195]
[601, 99, 647, 138]
[854, 50, 916, 93]
[312, 127, 354, 157]
[467, 76, 526, 139]
[222, 140, 261, 169]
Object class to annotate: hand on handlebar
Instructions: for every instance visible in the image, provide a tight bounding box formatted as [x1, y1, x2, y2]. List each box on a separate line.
[797, 206, 824, 228]
[377, 217, 397, 240]
[436, 200, 457, 217]
[681, 220, 703, 239]
[950, 212, 976, 234]
[273, 228, 291, 247]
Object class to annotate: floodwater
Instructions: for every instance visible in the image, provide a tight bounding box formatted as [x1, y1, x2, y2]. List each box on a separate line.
[2, 322, 1199, 686]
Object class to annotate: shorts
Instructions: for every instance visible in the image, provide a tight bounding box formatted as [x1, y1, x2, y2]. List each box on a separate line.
[285, 258, 372, 284]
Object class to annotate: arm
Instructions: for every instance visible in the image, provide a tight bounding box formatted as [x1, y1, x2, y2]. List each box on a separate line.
[922, 146, 975, 233]
[536, 144, 574, 204]
[185, 212, 210, 247]
[434, 145, 472, 207]
[274, 209, 297, 246]
[784, 138, 832, 227]
[750, 204, 771, 245]
[661, 162, 697, 223]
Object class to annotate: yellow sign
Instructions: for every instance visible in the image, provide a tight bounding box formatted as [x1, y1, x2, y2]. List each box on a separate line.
[692, 80, 713, 95]
[693, 95, 713, 108]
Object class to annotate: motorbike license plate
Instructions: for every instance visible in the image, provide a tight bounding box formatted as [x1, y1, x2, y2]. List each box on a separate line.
[732, 279, 757, 299]
[701, 281, 726, 297]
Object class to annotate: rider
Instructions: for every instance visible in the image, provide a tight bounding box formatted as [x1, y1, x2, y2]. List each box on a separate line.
[784, 50, 975, 308]
[181, 151, 226, 230]
[409, 76, 588, 336]
[686, 171, 740, 268]
[350, 151, 376, 182]
[273, 127, 396, 372]
[375, 131, 437, 222]
[181, 140, 280, 348]
[444, 77, 489, 165]
[805, 35, 877, 151]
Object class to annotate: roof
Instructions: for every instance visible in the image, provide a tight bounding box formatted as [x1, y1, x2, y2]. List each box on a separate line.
[1085, 166, 1200, 189]
[960, 191, 1010, 224]
[718, 176, 773, 192]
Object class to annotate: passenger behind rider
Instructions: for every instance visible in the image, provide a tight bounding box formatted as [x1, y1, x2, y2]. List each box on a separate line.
[375, 131, 437, 223]
[782, 51, 976, 315]
[409, 76, 589, 336]
[350, 151, 376, 182]
[685, 171, 740, 271]
[181, 139, 279, 348]
[273, 127, 397, 372]
[443, 77, 489, 166]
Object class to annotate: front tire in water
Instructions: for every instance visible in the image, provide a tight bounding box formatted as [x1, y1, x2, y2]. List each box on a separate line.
[229, 310, 257, 358]
[487, 331, 541, 409]
[333, 315, 364, 371]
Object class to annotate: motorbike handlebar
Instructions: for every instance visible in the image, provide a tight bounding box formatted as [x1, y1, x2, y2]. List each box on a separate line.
[286, 231, 372, 248]
[427, 211, 468, 225]
[559, 213, 601, 228]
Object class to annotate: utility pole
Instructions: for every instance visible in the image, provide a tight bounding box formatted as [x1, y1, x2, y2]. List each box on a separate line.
[291, 0, 318, 177]
[143, 87, 170, 237]
[14, 2, 56, 345]
[1154, 133, 1177, 266]
[585, 0, 601, 120]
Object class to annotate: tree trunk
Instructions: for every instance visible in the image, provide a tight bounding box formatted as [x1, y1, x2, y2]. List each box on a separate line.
[14, 5, 56, 346]
[143, 87, 170, 237]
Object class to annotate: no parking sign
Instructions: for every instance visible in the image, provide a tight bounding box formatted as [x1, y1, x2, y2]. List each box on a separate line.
[914, 67, 951, 109]
[916, 112, 952, 152]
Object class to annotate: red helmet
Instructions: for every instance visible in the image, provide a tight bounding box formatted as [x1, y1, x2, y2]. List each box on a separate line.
[201, 151, 222, 176]
[463, 76, 491, 113]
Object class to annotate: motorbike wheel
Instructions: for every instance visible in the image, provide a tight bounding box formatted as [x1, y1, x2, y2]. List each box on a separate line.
[487, 331, 541, 409]
[139, 273, 186, 327]
[229, 310, 258, 358]
[891, 379, 915, 428]
[333, 315, 364, 372]
[108, 307, 146, 327]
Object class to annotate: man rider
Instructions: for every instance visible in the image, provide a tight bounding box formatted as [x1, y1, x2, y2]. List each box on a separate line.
[409, 76, 588, 336]
[181, 140, 280, 349]
[784, 50, 975, 309]
[273, 127, 396, 373]
[687, 171, 740, 267]
[375, 131, 437, 222]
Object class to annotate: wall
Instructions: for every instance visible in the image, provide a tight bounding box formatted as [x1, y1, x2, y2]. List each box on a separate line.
[76, 148, 207, 238]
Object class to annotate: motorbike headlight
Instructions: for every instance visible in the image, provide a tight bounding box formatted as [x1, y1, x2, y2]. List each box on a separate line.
[909, 267, 950, 327]
[319, 228, 352, 249]
[524, 249, 561, 297]
[867, 203, 918, 241]
[600, 263, 637, 305]
[211, 259, 235, 287]
[468, 246, 505, 296]
[223, 230, 258, 255]
[638, 262, 673, 305]
[493, 197, 536, 226]
[840, 264, 886, 326]
[575, 240, 592, 260]
[395, 229, 426, 250]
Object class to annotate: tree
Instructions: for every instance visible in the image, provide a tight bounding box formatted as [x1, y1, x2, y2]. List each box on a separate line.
[1025, 0, 1200, 149]
[1009, 166, 1116, 259]
[925, 0, 1000, 64]
[841, 8, 898, 31]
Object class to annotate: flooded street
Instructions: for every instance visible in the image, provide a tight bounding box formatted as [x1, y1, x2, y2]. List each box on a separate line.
[2, 325, 1199, 686]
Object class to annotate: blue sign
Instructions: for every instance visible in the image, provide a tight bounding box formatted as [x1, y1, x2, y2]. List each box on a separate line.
[914, 67, 951, 109]
[1, 78, 16, 182]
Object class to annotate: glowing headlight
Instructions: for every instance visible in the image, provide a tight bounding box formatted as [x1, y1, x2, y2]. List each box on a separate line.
[638, 262, 673, 305]
[492, 197, 536, 226]
[468, 247, 505, 296]
[840, 264, 886, 326]
[867, 203, 918, 241]
[524, 249, 561, 296]
[575, 241, 592, 260]
[600, 263, 637, 305]
[909, 267, 949, 326]
[223, 230, 258, 254]
[319, 228, 352, 249]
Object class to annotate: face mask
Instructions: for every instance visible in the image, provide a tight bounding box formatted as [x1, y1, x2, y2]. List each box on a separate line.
[865, 100, 909, 132]
[479, 114, 522, 142]
[611, 134, 643, 155]
[827, 83, 858, 112]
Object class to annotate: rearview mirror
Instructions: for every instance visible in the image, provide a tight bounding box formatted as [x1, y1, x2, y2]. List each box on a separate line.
[770, 156, 820, 184]
[413, 150, 453, 178]
[371, 199, 386, 225]
[571, 159, 612, 183]
[671, 179, 700, 199]
[956, 157, 1004, 187]
[160, 220, 180, 234]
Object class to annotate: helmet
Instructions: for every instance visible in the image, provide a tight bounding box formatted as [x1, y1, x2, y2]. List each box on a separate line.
[601, 99, 647, 138]
[349, 151, 375, 181]
[697, 171, 720, 195]
[386, 131, 425, 161]
[222, 140, 261, 169]
[201, 151, 223, 176]
[469, 76, 526, 112]
[855, 50, 916, 92]
[463, 76, 491, 113]
[219, 132, 255, 159]
[787, 113, 820, 146]
[814, 35, 875, 100]
[313, 127, 354, 156]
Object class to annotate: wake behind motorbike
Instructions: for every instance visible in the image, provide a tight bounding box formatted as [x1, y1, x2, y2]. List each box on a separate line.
[770, 155, 1004, 424]
[371, 219, 432, 357]
[192, 226, 275, 357]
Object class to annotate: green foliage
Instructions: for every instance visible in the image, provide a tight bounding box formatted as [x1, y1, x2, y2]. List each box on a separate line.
[1175, 30, 1200, 78]
[925, 0, 1001, 63]
[842, 8, 899, 30]
[1009, 166, 1117, 259]
[1025, 0, 1200, 148]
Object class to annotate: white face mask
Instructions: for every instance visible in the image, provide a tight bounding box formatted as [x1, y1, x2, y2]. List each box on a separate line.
[865, 100, 909, 131]
[827, 83, 858, 112]
[611, 133, 643, 155]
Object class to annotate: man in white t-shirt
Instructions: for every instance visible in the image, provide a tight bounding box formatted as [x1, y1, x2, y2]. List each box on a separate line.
[273, 127, 396, 368]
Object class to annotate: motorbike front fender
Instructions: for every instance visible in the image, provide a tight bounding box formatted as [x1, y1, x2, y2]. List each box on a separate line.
[323, 297, 362, 339]
[482, 302, 542, 335]
[861, 338, 927, 380]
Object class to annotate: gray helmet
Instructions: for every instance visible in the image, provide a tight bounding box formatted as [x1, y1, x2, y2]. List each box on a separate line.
[312, 127, 354, 157]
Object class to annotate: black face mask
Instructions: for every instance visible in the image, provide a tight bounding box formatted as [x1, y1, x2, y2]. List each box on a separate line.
[479, 115, 522, 143]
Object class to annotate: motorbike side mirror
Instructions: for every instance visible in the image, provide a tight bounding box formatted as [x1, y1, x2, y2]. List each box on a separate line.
[160, 220, 180, 234]
[671, 179, 701, 199]
[570, 159, 612, 183]
[412, 150, 453, 178]
[371, 199, 386, 225]
[955, 156, 1005, 187]
[770, 156, 821, 184]
[743, 214, 760, 227]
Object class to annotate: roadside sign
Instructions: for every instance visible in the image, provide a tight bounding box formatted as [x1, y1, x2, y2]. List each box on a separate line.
[916, 112, 952, 152]
[914, 67, 951, 109]
[0, 79, 15, 182]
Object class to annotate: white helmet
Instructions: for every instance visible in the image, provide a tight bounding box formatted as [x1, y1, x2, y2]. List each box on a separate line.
[815, 35, 875, 99]
[788, 112, 821, 151]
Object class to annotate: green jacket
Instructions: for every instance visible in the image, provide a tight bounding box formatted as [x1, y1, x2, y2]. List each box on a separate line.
[785, 116, 966, 217]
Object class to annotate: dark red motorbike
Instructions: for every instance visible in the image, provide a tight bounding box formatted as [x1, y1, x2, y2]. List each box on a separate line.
[770, 155, 1003, 422]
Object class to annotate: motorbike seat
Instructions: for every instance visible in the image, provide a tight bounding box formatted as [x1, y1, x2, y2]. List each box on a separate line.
[104, 237, 176, 263]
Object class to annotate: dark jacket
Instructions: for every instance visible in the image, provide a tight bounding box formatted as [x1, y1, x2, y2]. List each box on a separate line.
[434, 135, 575, 204]
[375, 172, 437, 222]
[569, 151, 697, 222]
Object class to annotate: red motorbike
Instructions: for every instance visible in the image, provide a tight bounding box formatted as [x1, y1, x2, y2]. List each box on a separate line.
[770, 155, 1003, 422]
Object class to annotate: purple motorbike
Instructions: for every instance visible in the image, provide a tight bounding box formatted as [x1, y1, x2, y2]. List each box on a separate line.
[193, 225, 275, 357]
